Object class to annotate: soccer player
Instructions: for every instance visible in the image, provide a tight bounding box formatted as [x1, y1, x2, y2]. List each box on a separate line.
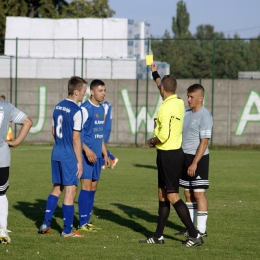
[0, 99, 33, 244]
[102, 99, 118, 169]
[139, 63, 203, 247]
[176, 84, 213, 237]
[38, 76, 87, 238]
[78, 79, 110, 232]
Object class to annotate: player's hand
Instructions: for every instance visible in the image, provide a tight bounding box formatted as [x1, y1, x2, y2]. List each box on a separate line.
[151, 63, 158, 72]
[104, 156, 110, 168]
[187, 163, 197, 177]
[76, 162, 83, 179]
[84, 147, 97, 163]
[147, 138, 155, 148]
[5, 140, 17, 147]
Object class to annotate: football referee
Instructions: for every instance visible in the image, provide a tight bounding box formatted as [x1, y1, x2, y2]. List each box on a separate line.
[139, 63, 203, 247]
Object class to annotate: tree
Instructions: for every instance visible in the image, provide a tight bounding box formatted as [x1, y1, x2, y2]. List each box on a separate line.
[0, 0, 115, 54]
[172, 0, 191, 38]
[65, 0, 115, 18]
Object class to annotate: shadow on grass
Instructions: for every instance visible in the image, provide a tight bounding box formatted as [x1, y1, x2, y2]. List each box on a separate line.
[133, 163, 157, 170]
[94, 203, 183, 242]
[13, 199, 80, 233]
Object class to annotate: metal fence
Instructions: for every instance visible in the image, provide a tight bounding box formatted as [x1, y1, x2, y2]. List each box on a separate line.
[1, 37, 260, 146]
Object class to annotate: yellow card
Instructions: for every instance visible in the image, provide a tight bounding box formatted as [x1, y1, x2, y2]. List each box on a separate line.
[146, 55, 153, 65]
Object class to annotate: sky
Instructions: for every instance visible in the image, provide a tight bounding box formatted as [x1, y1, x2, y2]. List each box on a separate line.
[108, 0, 260, 38]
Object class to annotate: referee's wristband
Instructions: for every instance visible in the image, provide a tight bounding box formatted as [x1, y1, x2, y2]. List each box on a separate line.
[152, 71, 161, 81]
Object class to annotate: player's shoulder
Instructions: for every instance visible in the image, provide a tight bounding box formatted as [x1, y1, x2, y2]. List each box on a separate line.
[185, 108, 192, 113]
[201, 107, 213, 117]
[81, 99, 91, 109]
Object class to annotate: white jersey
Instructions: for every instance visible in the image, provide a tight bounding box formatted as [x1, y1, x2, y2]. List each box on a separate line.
[182, 107, 213, 155]
[0, 101, 27, 167]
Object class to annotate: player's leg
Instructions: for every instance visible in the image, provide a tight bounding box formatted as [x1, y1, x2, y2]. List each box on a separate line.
[166, 149, 203, 247]
[185, 189, 197, 224]
[193, 189, 208, 236]
[38, 161, 63, 234]
[176, 153, 198, 235]
[153, 188, 170, 240]
[139, 150, 170, 244]
[78, 178, 93, 228]
[78, 157, 96, 230]
[193, 154, 209, 236]
[60, 161, 83, 237]
[0, 167, 11, 244]
[61, 184, 77, 235]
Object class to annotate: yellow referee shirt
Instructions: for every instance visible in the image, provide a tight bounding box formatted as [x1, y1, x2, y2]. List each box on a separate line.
[153, 94, 184, 150]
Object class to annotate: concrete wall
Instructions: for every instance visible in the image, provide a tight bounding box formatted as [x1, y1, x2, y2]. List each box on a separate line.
[1, 78, 260, 146]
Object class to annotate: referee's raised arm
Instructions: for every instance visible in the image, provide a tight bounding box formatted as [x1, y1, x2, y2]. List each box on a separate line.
[151, 63, 161, 89]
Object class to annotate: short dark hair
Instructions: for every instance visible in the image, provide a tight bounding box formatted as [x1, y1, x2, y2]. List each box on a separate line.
[0, 95, 6, 100]
[90, 79, 105, 90]
[68, 76, 87, 95]
[187, 84, 204, 94]
[161, 75, 177, 93]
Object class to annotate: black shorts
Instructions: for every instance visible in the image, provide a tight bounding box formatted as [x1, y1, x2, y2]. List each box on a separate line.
[179, 153, 209, 189]
[157, 148, 183, 193]
[0, 167, 10, 194]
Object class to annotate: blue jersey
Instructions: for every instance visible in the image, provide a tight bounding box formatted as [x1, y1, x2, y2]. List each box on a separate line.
[51, 99, 83, 162]
[81, 100, 105, 158]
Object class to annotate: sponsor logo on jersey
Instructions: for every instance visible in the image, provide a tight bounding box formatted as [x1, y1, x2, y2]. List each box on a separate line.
[95, 120, 104, 124]
[55, 106, 71, 113]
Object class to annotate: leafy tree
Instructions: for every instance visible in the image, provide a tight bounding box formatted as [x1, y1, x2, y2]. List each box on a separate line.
[172, 0, 191, 38]
[65, 0, 115, 18]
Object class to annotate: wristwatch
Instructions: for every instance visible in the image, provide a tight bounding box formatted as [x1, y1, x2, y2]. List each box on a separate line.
[150, 138, 155, 146]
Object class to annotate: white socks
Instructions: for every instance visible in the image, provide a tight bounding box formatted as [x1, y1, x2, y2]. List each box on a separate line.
[186, 202, 197, 223]
[0, 195, 8, 230]
[197, 211, 208, 233]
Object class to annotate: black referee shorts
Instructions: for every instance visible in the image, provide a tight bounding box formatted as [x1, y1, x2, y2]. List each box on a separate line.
[157, 148, 183, 193]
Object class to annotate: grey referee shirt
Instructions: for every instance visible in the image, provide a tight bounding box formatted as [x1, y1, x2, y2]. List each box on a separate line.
[0, 101, 27, 167]
[182, 107, 213, 155]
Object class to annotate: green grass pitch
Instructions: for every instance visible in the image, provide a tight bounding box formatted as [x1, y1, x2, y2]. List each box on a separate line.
[0, 145, 259, 259]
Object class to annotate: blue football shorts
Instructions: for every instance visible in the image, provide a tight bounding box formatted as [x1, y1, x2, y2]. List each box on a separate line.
[51, 160, 79, 186]
[81, 156, 102, 181]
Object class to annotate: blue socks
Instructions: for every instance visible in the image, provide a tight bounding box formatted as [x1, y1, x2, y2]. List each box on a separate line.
[43, 194, 58, 226]
[107, 150, 115, 161]
[62, 204, 74, 234]
[78, 190, 96, 226]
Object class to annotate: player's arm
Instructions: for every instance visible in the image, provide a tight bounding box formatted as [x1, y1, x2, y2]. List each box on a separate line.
[6, 117, 33, 147]
[72, 130, 83, 179]
[102, 139, 110, 167]
[151, 63, 161, 88]
[187, 138, 209, 177]
[72, 110, 84, 178]
[52, 125, 55, 139]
